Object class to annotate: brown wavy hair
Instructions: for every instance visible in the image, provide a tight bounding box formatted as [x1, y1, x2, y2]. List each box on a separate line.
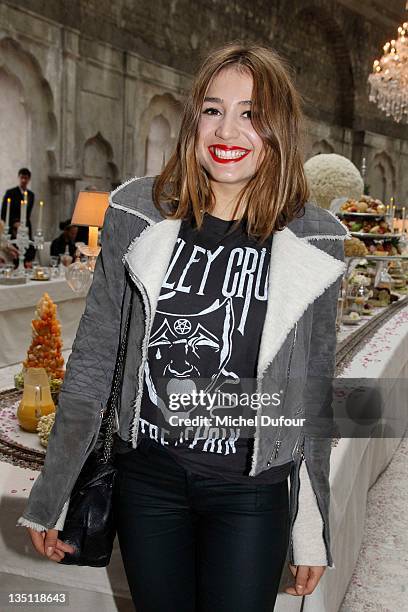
[153, 40, 309, 243]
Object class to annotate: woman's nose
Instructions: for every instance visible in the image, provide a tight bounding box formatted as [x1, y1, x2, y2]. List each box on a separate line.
[215, 113, 240, 140]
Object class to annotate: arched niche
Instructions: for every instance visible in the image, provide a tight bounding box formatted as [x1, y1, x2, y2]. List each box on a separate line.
[367, 152, 396, 203]
[76, 132, 119, 195]
[0, 68, 29, 189]
[139, 93, 183, 175]
[0, 36, 57, 235]
[145, 115, 172, 175]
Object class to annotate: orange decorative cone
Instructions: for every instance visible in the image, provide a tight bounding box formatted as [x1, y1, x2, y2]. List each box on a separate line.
[23, 293, 65, 380]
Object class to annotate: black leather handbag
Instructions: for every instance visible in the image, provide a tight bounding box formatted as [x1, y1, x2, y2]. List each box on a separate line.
[58, 294, 133, 567]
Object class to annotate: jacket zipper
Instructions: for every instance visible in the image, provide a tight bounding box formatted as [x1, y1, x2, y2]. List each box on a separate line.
[288, 446, 303, 565]
[288, 437, 331, 566]
[268, 322, 298, 463]
[291, 431, 305, 461]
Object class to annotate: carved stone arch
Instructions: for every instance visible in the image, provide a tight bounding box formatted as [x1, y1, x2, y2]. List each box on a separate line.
[287, 3, 354, 128]
[311, 139, 335, 156]
[0, 36, 57, 231]
[77, 132, 119, 193]
[367, 152, 396, 203]
[139, 93, 183, 175]
[0, 65, 28, 180]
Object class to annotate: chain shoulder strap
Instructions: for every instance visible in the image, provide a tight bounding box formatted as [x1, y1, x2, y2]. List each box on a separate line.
[101, 291, 134, 463]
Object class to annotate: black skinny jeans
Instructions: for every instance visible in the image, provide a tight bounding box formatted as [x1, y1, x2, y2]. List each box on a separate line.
[113, 438, 290, 612]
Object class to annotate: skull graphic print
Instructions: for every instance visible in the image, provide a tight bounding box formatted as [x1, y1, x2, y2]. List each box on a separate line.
[138, 213, 272, 457]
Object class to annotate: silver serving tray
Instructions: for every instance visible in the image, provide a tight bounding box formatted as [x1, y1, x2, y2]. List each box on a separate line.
[350, 232, 401, 239]
[337, 211, 386, 218]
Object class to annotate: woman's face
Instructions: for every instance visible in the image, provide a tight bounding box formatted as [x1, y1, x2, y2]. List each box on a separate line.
[196, 66, 264, 188]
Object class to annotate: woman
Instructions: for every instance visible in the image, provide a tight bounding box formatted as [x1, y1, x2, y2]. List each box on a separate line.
[18, 42, 348, 610]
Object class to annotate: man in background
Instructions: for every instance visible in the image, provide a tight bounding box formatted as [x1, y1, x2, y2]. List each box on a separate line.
[1, 168, 35, 240]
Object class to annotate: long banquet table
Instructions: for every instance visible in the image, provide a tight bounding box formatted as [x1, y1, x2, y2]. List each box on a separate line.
[0, 277, 87, 369]
[0, 303, 407, 612]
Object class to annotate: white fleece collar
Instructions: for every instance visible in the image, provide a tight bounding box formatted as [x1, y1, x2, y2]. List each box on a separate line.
[123, 218, 346, 381]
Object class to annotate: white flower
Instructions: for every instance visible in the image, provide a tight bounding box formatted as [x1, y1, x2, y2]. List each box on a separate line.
[304, 154, 364, 210]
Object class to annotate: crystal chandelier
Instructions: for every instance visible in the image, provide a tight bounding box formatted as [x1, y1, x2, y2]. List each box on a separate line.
[368, 4, 408, 123]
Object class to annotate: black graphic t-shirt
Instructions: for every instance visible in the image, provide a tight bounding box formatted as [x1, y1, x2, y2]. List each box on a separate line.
[137, 212, 292, 483]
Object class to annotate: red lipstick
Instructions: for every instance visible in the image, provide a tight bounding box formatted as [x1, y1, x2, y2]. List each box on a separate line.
[208, 144, 251, 164]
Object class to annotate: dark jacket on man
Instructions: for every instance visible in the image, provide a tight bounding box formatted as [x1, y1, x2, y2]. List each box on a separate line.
[50, 234, 77, 259]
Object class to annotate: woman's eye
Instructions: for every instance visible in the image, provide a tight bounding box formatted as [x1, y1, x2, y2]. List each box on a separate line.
[202, 107, 221, 116]
[201, 108, 251, 118]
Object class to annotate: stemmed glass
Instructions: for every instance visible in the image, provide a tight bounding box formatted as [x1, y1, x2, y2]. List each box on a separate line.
[49, 256, 59, 278]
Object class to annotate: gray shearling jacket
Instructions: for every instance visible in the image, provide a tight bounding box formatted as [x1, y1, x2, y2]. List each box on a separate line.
[17, 175, 349, 568]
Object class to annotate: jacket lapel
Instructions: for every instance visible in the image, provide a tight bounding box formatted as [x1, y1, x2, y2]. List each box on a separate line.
[123, 219, 182, 323]
[256, 227, 345, 381]
[123, 218, 346, 381]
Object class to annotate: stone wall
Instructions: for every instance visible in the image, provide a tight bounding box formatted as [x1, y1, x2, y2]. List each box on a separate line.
[0, 0, 407, 237]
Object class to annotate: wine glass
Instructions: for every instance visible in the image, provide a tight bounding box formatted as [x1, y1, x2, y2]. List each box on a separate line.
[49, 256, 59, 278]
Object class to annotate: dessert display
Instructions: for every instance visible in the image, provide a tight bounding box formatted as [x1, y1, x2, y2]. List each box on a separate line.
[32, 267, 50, 281]
[342, 311, 361, 325]
[388, 260, 408, 293]
[341, 217, 394, 236]
[344, 236, 369, 257]
[368, 287, 394, 307]
[23, 293, 64, 379]
[37, 413, 56, 448]
[14, 293, 65, 399]
[361, 302, 374, 316]
[344, 272, 371, 319]
[338, 195, 387, 215]
[340, 256, 407, 327]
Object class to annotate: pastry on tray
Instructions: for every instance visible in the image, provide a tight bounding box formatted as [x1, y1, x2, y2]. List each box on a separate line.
[340, 196, 386, 215]
[344, 236, 369, 257]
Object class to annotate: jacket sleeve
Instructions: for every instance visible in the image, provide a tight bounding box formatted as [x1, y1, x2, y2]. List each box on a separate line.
[290, 237, 345, 568]
[291, 462, 328, 566]
[16, 204, 126, 532]
[60, 205, 126, 404]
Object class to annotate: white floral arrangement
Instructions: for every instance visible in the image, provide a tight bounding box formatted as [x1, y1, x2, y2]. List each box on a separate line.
[304, 154, 364, 210]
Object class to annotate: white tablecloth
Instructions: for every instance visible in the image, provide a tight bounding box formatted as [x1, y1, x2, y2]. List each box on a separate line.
[0, 305, 407, 612]
[300, 303, 408, 612]
[0, 277, 87, 369]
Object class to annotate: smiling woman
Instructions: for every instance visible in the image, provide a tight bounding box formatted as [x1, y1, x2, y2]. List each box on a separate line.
[154, 42, 309, 239]
[197, 68, 265, 217]
[19, 40, 346, 612]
